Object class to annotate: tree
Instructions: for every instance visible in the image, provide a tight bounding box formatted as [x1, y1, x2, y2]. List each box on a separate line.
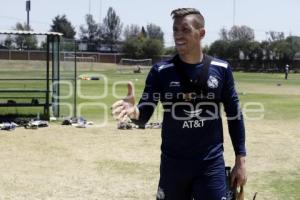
[212, 26, 255, 60]
[164, 46, 176, 55]
[123, 24, 140, 39]
[266, 31, 285, 42]
[260, 41, 271, 60]
[102, 7, 123, 51]
[228, 25, 255, 41]
[208, 40, 230, 59]
[248, 41, 262, 60]
[122, 36, 164, 59]
[122, 37, 144, 58]
[286, 36, 300, 54]
[202, 45, 210, 54]
[267, 40, 291, 63]
[4, 35, 14, 49]
[219, 27, 229, 41]
[79, 14, 100, 51]
[142, 38, 163, 59]
[146, 23, 164, 43]
[122, 23, 164, 58]
[260, 35, 300, 63]
[13, 22, 38, 50]
[271, 36, 300, 62]
[50, 15, 76, 39]
[140, 26, 147, 38]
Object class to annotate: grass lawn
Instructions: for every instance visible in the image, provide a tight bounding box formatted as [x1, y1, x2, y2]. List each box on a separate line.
[0, 60, 299, 199]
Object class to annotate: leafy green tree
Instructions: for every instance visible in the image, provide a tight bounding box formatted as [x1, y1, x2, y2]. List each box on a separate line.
[202, 45, 210, 54]
[270, 36, 300, 62]
[122, 23, 164, 58]
[208, 40, 230, 59]
[142, 38, 163, 59]
[219, 27, 229, 41]
[50, 15, 76, 39]
[122, 37, 164, 59]
[266, 31, 285, 42]
[79, 14, 100, 51]
[248, 41, 262, 60]
[228, 25, 255, 41]
[122, 37, 144, 58]
[102, 7, 123, 51]
[13, 22, 37, 50]
[146, 23, 164, 44]
[209, 25, 255, 59]
[140, 26, 147, 38]
[4, 35, 14, 49]
[286, 36, 300, 54]
[123, 24, 140, 39]
[164, 46, 176, 55]
[273, 41, 293, 62]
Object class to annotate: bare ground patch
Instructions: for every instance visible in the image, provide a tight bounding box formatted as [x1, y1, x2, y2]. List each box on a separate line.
[0, 120, 299, 199]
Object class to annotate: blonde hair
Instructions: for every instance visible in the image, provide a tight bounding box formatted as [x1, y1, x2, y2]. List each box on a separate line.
[171, 8, 205, 28]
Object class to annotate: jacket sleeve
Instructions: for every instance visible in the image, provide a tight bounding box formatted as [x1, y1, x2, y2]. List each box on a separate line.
[221, 66, 246, 156]
[131, 66, 161, 127]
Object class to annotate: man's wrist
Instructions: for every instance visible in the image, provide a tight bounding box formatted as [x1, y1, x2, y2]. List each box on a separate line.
[235, 155, 246, 166]
[129, 106, 140, 120]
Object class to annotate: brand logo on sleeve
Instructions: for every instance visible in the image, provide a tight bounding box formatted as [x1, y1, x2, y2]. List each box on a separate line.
[207, 75, 219, 89]
[169, 81, 180, 87]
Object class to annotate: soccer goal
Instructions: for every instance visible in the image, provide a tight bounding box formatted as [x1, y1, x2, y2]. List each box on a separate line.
[118, 58, 152, 73]
[63, 53, 96, 71]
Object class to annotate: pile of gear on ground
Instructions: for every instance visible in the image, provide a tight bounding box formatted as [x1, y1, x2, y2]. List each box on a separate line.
[117, 121, 162, 130]
[0, 116, 94, 131]
[61, 117, 93, 128]
[1, 117, 161, 131]
[0, 118, 49, 131]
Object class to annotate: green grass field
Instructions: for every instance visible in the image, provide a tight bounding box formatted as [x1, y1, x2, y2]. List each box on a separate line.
[0, 60, 299, 199]
[1, 60, 299, 122]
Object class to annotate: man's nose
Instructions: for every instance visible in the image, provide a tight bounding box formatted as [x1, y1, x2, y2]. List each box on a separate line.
[173, 31, 183, 39]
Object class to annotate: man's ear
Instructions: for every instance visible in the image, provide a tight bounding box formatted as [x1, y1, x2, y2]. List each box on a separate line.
[199, 28, 205, 39]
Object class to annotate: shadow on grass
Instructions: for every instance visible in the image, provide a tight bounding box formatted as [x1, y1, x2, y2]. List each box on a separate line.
[0, 113, 45, 123]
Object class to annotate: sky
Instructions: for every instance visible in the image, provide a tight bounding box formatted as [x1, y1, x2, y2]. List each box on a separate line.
[1, 0, 300, 47]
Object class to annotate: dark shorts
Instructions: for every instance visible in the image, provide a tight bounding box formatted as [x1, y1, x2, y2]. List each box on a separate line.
[156, 154, 226, 200]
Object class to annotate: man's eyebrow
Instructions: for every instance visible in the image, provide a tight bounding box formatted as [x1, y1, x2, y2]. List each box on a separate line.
[173, 23, 190, 28]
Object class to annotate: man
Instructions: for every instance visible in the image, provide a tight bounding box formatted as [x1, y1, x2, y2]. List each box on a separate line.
[285, 64, 289, 79]
[112, 8, 246, 200]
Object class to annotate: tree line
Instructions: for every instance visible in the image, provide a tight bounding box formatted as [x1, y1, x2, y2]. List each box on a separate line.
[2, 7, 300, 63]
[207, 26, 300, 64]
[2, 7, 164, 60]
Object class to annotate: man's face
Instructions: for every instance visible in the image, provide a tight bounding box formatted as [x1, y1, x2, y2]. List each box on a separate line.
[173, 15, 205, 56]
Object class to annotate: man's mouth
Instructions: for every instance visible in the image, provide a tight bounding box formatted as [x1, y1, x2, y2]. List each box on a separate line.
[175, 41, 186, 47]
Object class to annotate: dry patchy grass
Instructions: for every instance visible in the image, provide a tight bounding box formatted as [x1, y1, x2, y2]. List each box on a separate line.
[0, 119, 299, 199]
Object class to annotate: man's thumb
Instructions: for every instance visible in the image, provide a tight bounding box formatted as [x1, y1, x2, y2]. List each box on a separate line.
[124, 81, 135, 104]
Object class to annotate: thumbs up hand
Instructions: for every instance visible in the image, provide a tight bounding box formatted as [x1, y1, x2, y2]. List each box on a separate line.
[111, 82, 139, 122]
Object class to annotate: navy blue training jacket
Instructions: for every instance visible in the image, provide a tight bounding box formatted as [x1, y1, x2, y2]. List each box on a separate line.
[133, 55, 246, 160]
